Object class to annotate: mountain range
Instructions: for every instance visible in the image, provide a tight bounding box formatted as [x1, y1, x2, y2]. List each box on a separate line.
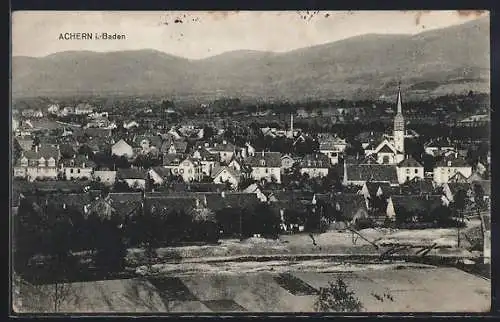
[12, 17, 490, 101]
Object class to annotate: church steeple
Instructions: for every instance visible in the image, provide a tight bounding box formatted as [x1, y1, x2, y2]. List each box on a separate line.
[396, 82, 403, 115]
[393, 83, 405, 156]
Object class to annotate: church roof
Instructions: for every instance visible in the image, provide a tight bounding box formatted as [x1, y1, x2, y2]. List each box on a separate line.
[345, 164, 398, 184]
[398, 155, 423, 168]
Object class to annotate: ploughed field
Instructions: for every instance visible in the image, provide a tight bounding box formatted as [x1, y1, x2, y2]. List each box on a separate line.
[13, 265, 490, 313]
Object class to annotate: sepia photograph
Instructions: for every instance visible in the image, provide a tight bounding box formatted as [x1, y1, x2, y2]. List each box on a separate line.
[10, 10, 491, 314]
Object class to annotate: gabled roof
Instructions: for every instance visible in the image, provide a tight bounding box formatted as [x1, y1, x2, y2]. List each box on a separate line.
[15, 138, 33, 151]
[345, 164, 398, 184]
[245, 152, 282, 168]
[213, 166, 241, 182]
[192, 147, 220, 161]
[390, 195, 443, 213]
[21, 145, 59, 161]
[210, 142, 236, 152]
[398, 155, 423, 168]
[435, 156, 470, 168]
[446, 182, 471, 196]
[160, 139, 188, 154]
[299, 153, 330, 168]
[398, 178, 435, 195]
[331, 193, 368, 220]
[162, 154, 185, 166]
[448, 171, 469, 183]
[61, 155, 96, 168]
[365, 182, 391, 197]
[112, 139, 133, 149]
[377, 144, 396, 154]
[150, 166, 172, 178]
[116, 168, 147, 180]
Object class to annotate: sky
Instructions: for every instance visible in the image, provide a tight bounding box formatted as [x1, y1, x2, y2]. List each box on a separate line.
[12, 10, 488, 59]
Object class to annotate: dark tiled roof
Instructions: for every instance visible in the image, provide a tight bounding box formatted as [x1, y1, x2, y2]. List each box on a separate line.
[448, 171, 469, 183]
[331, 193, 368, 220]
[61, 155, 96, 168]
[192, 147, 220, 161]
[21, 145, 59, 161]
[435, 156, 471, 167]
[170, 183, 226, 193]
[398, 179, 435, 195]
[299, 153, 330, 168]
[345, 164, 398, 184]
[398, 156, 423, 168]
[13, 180, 92, 193]
[144, 196, 198, 215]
[108, 192, 143, 202]
[365, 182, 391, 197]
[160, 140, 188, 154]
[447, 183, 471, 196]
[391, 195, 443, 213]
[213, 166, 241, 181]
[162, 154, 186, 166]
[15, 138, 33, 151]
[204, 193, 260, 211]
[116, 168, 147, 180]
[151, 166, 172, 178]
[210, 143, 236, 152]
[245, 152, 282, 168]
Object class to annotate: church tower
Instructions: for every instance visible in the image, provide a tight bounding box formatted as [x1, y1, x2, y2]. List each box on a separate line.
[393, 84, 405, 154]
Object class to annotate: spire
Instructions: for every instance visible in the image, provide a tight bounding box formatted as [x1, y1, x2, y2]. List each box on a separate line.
[396, 82, 402, 115]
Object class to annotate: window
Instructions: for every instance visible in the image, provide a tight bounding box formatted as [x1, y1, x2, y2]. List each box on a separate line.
[414, 169, 418, 174]
[260, 160, 266, 166]
[77, 169, 81, 174]
[406, 176, 410, 182]
[265, 168, 269, 174]
[188, 169, 192, 174]
[383, 156, 390, 164]
[70, 169, 74, 174]
[406, 169, 410, 174]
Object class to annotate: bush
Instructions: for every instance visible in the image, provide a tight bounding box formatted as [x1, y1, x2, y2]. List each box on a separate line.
[314, 278, 363, 312]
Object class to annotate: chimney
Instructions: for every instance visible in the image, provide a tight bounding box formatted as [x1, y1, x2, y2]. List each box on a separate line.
[35, 145, 39, 153]
[221, 191, 226, 198]
[223, 140, 227, 145]
[262, 151, 265, 157]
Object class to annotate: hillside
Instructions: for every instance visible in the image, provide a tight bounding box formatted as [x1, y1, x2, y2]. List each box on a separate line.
[12, 18, 490, 100]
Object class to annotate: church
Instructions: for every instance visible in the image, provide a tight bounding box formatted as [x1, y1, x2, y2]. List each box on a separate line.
[364, 85, 406, 165]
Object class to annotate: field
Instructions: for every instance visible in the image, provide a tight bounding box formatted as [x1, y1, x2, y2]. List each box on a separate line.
[13, 266, 490, 313]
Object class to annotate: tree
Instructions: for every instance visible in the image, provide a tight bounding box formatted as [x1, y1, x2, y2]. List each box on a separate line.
[314, 278, 363, 312]
[473, 183, 486, 211]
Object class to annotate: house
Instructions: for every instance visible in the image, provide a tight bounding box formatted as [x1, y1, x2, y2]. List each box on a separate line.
[163, 155, 203, 182]
[360, 182, 392, 204]
[442, 182, 473, 204]
[92, 168, 117, 186]
[245, 151, 282, 183]
[160, 139, 188, 155]
[364, 139, 403, 165]
[74, 103, 94, 115]
[192, 147, 220, 176]
[148, 167, 172, 186]
[319, 136, 347, 165]
[13, 144, 60, 181]
[208, 141, 236, 164]
[212, 166, 241, 189]
[330, 193, 369, 226]
[280, 154, 295, 173]
[397, 177, 436, 196]
[433, 156, 472, 185]
[116, 168, 147, 189]
[343, 162, 399, 186]
[60, 155, 96, 180]
[111, 139, 134, 158]
[169, 183, 226, 193]
[299, 153, 330, 178]
[396, 155, 424, 184]
[242, 183, 268, 202]
[386, 195, 444, 222]
[228, 157, 243, 172]
[448, 171, 469, 183]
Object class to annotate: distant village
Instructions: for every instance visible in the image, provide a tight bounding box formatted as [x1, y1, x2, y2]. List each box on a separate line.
[12, 88, 491, 240]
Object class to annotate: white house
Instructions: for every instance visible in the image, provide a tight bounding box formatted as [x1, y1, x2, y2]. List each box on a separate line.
[111, 139, 134, 158]
[212, 166, 241, 189]
[163, 155, 203, 182]
[319, 136, 347, 165]
[396, 155, 425, 184]
[298, 153, 330, 178]
[245, 151, 282, 183]
[192, 147, 220, 176]
[60, 155, 95, 180]
[47, 104, 60, 114]
[243, 183, 268, 202]
[13, 144, 60, 181]
[433, 156, 472, 185]
[117, 168, 147, 190]
[123, 121, 139, 130]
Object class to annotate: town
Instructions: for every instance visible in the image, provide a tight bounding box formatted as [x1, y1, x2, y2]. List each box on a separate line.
[12, 85, 491, 278]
